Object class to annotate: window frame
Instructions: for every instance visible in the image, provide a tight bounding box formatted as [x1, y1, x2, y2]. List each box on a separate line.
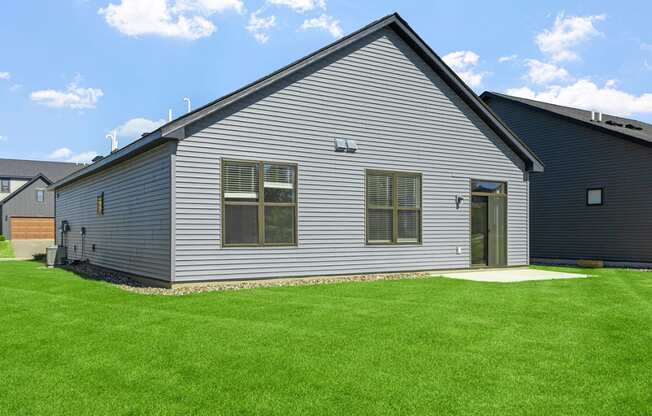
[96, 192, 104, 216]
[469, 178, 509, 268]
[35, 189, 45, 203]
[586, 187, 604, 206]
[221, 158, 298, 248]
[0, 178, 9, 193]
[365, 169, 422, 245]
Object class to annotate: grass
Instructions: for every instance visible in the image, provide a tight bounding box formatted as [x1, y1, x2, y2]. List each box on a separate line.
[0, 261, 650, 415]
[0, 240, 14, 258]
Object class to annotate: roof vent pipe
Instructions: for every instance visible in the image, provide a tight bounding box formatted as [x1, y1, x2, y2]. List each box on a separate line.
[168, 109, 173, 122]
[106, 130, 118, 153]
[598, 112, 603, 122]
[183, 97, 191, 113]
[591, 111, 595, 121]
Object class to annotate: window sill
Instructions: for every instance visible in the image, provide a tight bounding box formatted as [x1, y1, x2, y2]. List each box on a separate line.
[366, 242, 422, 246]
[221, 244, 298, 249]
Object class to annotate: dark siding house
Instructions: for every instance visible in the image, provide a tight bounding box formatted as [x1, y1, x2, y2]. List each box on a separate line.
[483, 92, 652, 266]
[51, 14, 542, 285]
[0, 159, 83, 240]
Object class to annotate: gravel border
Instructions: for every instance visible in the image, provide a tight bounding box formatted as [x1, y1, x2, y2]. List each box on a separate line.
[64, 262, 436, 296]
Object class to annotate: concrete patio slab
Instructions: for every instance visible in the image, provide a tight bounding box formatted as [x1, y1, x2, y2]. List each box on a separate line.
[438, 268, 588, 283]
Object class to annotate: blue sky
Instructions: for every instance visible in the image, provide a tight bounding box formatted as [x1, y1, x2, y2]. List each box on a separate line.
[1, 0, 651, 162]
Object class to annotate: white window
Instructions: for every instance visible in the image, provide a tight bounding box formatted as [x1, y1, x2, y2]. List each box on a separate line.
[36, 189, 45, 202]
[587, 188, 603, 206]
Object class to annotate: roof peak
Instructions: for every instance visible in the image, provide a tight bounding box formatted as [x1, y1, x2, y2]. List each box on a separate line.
[52, 13, 543, 189]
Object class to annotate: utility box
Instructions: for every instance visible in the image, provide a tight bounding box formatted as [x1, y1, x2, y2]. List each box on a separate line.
[46, 246, 66, 268]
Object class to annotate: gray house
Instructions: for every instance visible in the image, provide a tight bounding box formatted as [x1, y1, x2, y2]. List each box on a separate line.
[51, 14, 542, 285]
[0, 159, 83, 240]
[483, 92, 652, 266]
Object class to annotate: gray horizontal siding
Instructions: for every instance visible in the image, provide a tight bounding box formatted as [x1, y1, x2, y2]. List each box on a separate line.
[486, 96, 652, 263]
[173, 28, 529, 281]
[56, 143, 173, 281]
[0, 177, 53, 239]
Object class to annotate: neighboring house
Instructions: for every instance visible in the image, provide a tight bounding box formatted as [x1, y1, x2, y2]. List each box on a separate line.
[51, 14, 542, 285]
[0, 159, 83, 240]
[482, 91, 652, 266]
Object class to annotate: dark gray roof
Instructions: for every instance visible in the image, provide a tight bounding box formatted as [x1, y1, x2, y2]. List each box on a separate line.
[482, 92, 652, 146]
[52, 13, 543, 190]
[0, 158, 84, 182]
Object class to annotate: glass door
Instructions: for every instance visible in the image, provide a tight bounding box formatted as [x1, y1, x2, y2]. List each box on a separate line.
[488, 194, 507, 266]
[471, 195, 489, 266]
[471, 181, 507, 267]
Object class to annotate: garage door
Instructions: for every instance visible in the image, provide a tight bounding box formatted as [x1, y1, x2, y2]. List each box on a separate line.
[11, 218, 55, 240]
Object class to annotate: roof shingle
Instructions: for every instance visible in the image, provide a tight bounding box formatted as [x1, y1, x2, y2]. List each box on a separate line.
[0, 158, 85, 181]
[482, 92, 652, 145]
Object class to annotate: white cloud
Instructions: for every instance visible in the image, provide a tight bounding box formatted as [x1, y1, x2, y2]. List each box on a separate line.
[30, 80, 103, 109]
[524, 59, 570, 84]
[505, 86, 537, 98]
[442, 50, 488, 88]
[267, 0, 325, 12]
[505, 79, 652, 117]
[605, 79, 617, 88]
[645, 60, 652, 71]
[29, 75, 104, 109]
[641, 42, 652, 52]
[174, 0, 244, 14]
[535, 13, 606, 62]
[300, 14, 342, 38]
[498, 54, 518, 63]
[114, 117, 166, 139]
[0, 72, 10, 80]
[98, 0, 242, 40]
[0, 135, 7, 142]
[9, 84, 22, 92]
[246, 10, 276, 44]
[49, 148, 73, 159]
[67, 151, 99, 163]
[49, 147, 97, 163]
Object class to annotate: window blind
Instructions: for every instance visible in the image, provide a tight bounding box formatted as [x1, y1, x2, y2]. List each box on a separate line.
[224, 162, 259, 200]
[366, 171, 421, 244]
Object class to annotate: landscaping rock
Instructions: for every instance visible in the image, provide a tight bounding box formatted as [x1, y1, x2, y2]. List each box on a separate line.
[64, 262, 434, 296]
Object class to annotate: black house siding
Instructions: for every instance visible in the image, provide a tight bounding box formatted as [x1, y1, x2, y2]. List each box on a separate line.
[485, 96, 652, 263]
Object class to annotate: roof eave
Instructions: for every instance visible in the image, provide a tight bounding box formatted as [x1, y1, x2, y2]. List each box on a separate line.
[49, 130, 175, 190]
[53, 13, 544, 188]
[385, 17, 543, 172]
[159, 14, 401, 137]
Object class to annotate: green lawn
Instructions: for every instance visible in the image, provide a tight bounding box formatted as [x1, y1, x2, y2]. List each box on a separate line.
[0, 240, 14, 258]
[0, 261, 650, 415]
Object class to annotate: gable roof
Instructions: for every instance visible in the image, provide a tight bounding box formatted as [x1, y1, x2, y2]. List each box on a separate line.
[0, 158, 84, 182]
[481, 92, 652, 146]
[52, 13, 543, 190]
[0, 174, 51, 206]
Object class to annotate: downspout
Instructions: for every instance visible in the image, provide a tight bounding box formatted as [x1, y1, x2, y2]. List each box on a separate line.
[170, 151, 177, 284]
